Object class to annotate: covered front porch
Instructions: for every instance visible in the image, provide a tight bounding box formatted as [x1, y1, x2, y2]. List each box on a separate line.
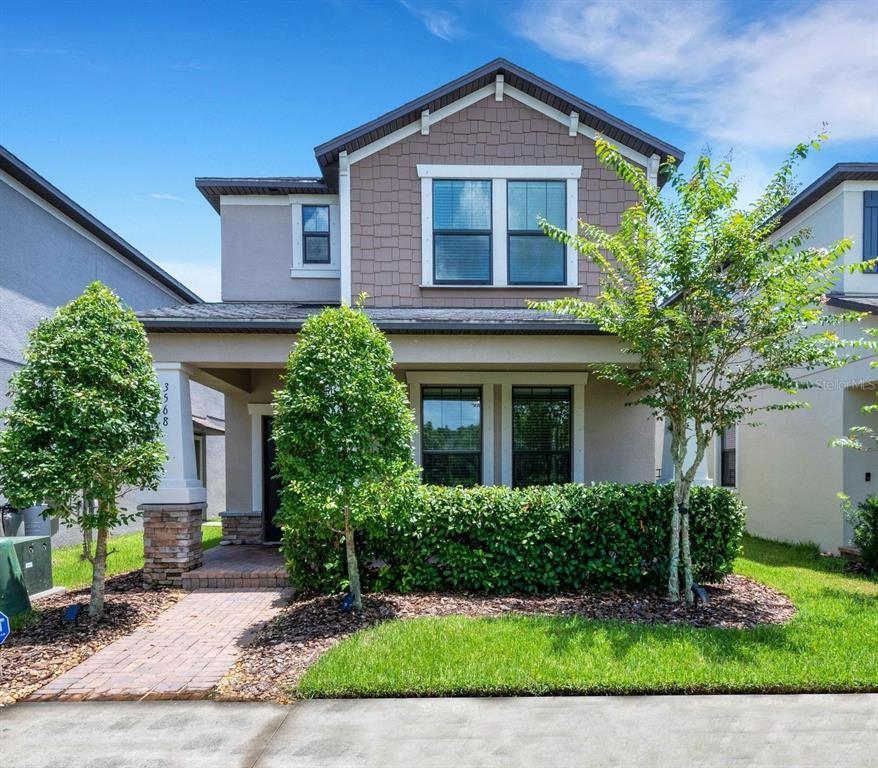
[137, 308, 666, 584]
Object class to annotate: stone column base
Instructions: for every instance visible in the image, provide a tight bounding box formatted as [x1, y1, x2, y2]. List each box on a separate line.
[219, 511, 263, 544]
[140, 502, 206, 587]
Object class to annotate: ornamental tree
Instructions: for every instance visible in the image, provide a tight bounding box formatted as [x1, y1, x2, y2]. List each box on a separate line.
[0, 282, 166, 619]
[273, 300, 417, 610]
[534, 136, 861, 603]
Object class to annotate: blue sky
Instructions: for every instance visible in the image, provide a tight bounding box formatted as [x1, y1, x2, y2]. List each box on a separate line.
[3, 0, 877, 301]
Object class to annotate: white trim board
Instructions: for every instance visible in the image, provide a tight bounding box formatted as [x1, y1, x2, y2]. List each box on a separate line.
[407, 371, 588, 487]
[347, 84, 497, 166]
[419, 169, 580, 288]
[0, 170, 186, 304]
[291, 200, 341, 278]
[417, 164, 582, 179]
[344, 82, 651, 171]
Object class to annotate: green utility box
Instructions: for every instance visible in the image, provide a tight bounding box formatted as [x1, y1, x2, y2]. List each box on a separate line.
[12, 536, 52, 595]
[0, 537, 31, 616]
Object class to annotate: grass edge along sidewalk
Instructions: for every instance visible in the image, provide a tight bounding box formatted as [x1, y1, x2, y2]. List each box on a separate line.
[297, 536, 878, 697]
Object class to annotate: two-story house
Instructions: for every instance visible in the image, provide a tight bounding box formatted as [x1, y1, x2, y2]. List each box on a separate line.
[135, 59, 684, 577]
[730, 163, 878, 553]
[0, 145, 226, 544]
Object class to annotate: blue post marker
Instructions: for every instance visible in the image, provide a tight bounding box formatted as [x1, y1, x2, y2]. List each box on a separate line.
[0, 611, 10, 646]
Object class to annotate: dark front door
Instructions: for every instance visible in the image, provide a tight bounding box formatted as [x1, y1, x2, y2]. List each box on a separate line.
[262, 415, 283, 543]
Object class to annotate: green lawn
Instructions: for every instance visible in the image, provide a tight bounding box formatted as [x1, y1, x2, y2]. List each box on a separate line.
[52, 524, 222, 589]
[297, 536, 878, 697]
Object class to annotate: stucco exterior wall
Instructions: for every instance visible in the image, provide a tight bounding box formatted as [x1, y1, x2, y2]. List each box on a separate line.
[0, 179, 184, 413]
[773, 180, 878, 295]
[220, 203, 340, 303]
[220, 363, 656, 522]
[584, 378, 656, 484]
[736, 314, 878, 552]
[349, 95, 641, 307]
[0, 176, 220, 540]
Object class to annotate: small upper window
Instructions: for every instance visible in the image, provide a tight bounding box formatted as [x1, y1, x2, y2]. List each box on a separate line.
[720, 425, 736, 487]
[507, 181, 566, 285]
[432, 180, 492, 284]
[303, 205, 330, 264]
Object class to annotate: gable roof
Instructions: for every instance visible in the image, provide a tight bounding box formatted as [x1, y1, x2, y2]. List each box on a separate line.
[1, 145, 201, 303]
[776, 162, 878, 228]
[196, 58, 684, 210]
[314, 59, 684, 185]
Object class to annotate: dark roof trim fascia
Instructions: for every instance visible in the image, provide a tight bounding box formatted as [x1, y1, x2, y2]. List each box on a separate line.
[0, 144, 202, 304]
[195, 177, 333, 213]
[826, 295, 878, 315]
[140, 317, 603, 335]
[776, 162, 878, 228]
[314, 58, 684, 178]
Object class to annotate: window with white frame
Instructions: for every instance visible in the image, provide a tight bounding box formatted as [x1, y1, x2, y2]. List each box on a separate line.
[418, 165, 580, 288]
[433, 180, 492, 284]
[507, 181, 566, 285]
[291, 198, 341, 277]
[302, 205, 330, 264]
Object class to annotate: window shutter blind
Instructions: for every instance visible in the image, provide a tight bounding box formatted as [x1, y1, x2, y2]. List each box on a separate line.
[864, 191, 878, 271]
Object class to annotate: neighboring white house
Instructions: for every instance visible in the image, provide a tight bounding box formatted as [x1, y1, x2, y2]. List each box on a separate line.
[0, 145, 226, 541]
[732, 163, 878, 552]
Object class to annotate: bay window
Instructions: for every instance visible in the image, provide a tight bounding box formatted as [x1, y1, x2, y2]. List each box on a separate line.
[507, 181, 566, 284]
[421, 386, 482, 486]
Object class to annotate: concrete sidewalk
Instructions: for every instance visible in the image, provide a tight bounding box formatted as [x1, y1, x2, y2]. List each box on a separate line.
[1, 695, 875, 767]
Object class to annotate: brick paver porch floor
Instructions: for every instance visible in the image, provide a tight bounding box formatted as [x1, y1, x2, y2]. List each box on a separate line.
[30, 588, 290, 701]
[182, 545, 288, 589]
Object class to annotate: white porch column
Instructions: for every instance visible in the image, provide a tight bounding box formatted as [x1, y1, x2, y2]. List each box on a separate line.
[146, 362, 206, 505]
[659, 418, 712, 486]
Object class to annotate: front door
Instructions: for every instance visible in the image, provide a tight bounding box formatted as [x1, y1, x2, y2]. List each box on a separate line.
[261, 415, 283, 543]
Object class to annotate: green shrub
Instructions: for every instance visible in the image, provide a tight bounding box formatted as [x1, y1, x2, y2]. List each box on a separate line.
[851, 496, 878, 575]
[281, 483, 745, 594]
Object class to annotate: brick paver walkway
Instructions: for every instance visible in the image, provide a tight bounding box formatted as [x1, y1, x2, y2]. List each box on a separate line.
[31, 589, 289, 701]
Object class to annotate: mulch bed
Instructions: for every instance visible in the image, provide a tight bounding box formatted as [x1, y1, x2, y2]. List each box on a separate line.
[214, 574, 795, 703]
[0, 571, 182, 707]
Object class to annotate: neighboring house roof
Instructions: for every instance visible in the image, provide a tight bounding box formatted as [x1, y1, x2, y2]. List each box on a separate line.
[776, 162, 878, 228]
[195, 177, 330, 214]
[827, 295, 878, 314]
[192, 414, 225, 435]
[0, 145, 202, 304]
[196, 58, 685, 210]
[137, 302, 602, 334]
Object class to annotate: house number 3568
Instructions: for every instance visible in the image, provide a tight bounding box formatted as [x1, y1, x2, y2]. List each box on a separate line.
[162, 382, 170, 427]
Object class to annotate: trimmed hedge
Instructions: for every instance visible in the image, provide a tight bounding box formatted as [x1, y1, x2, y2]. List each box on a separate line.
[281, 483, 745, 594]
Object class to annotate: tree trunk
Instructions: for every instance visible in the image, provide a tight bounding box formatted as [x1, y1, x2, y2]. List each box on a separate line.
[667, 493, 681, 602]
[681, 504, 694, 605]
[343, 506, 362, 610]
[89, 525, 108, 619]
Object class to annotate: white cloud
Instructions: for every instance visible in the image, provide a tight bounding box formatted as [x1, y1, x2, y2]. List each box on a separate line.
[148, 192, 187, 202]
[156, 260, 221, 302]
[400, 0, 464, 41]
[516, 0, 878, 148]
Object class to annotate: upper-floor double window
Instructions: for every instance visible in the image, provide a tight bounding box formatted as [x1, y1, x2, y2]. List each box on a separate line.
[432, 180, 567, 285]
[420, 165, 579, 288]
